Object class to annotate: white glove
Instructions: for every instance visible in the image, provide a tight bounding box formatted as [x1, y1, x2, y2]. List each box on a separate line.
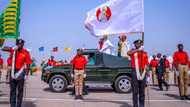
[146, 77, 151, 84]
[25, 75, 29, 80]
[83, 73, 87, 78]
[71, 74, 74, 78]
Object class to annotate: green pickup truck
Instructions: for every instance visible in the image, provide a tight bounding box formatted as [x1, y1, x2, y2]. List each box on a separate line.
[41, 49, 132, 93]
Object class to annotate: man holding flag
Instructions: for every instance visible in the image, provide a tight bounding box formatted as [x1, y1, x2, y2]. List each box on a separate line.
[2, 39, 32, 107]
[128, 40, 149, 107]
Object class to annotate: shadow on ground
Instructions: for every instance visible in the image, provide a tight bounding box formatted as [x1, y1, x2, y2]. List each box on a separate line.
[84, 98, 132, 107]
[23, 101, 36, 107]
[0, 93, 7, 97]
[164, 93, 181, 100]
[43, 87, 118, 94]
[0, 101, 9, 105]
[151, 87, 162, 91]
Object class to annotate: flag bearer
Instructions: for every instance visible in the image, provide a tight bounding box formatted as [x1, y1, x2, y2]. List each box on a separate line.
[2, 39, 32, 107]
[173, 44, 190, 100]
[128, 40, 149, 107]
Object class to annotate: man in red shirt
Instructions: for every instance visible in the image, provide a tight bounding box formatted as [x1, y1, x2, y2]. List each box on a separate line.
[163, 55, 170, 84]
[71, 49, 87, 100]
[47, 56, 56, 66]
[0, 54, 3, 81]
[2, 39, 32, 107]
[128, 40, 149, 107]
[173, 44, 189, 100]
[150, 55, 158, 86]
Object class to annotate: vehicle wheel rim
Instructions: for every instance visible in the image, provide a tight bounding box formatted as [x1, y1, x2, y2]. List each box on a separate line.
[52, 78, 64, 91]
[118, 78, 131, 92]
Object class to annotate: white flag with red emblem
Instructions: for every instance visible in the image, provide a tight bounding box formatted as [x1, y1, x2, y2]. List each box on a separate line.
[85, 0, 144, 36]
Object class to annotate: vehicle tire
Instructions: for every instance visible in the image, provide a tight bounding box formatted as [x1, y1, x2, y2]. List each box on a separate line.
[49, 75, 68, 92]
[114, 75, 132, 93]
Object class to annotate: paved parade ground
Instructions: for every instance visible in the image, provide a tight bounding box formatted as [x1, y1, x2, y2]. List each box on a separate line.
[0, 71, 190, 107]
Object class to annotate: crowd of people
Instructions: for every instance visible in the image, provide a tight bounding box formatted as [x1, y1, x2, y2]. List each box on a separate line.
[0, 38, 189, 107]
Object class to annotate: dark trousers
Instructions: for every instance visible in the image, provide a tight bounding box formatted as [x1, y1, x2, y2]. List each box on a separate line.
[132, 70, 146, 107]
[10, 79, 25, 107]
[157, 73, 168, 90]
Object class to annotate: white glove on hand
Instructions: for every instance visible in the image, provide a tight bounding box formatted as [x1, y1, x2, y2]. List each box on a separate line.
[71, 74, 74, 78]
[83, 73, 87, 78]
[146, 77, 151, 84]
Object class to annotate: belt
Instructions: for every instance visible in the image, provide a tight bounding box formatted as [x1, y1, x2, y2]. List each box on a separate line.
[180, 63, 187, 65]
[75, 68, 84, 70]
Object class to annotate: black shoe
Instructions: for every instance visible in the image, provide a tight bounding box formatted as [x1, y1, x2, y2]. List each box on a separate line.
[83, 91, 88, 95]
[79, 95, 84, 100]
[75, 96, 79, 100]
[180, 96, 185, 100]
[184, 96, 190, 100]
[166, 86, 170, 91]
[160, 88, 163, 91]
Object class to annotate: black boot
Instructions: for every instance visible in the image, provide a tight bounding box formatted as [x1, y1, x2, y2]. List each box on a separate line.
[184, 96, 190, 100]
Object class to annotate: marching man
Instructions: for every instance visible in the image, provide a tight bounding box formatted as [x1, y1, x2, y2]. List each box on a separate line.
[128, 40, 149, 107]
[2, 39, 32, 107]
[149, 55, 158, 86]
[173, 44, 190, 100]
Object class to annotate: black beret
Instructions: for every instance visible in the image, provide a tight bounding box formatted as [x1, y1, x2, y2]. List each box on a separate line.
[133, 39, 143, 44]
[16, 39, 25, 45]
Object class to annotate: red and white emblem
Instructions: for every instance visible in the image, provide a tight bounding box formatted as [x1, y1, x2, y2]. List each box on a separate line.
[96, 6, 112, 22]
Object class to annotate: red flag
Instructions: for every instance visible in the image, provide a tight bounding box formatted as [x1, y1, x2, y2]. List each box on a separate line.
[52, 47, 58, 52]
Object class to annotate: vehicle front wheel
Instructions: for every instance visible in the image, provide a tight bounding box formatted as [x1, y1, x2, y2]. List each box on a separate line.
[49, 75, 68, 92]
[114, 75, 132, 93]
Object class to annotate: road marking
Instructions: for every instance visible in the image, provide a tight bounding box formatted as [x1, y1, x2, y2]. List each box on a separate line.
[0, 97, 190, 103]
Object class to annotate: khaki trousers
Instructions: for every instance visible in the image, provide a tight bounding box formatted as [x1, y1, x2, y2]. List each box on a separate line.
[178, 64, 189, 96]
[74, 70, 84, 96]
[152, 67, 157, 85]
[164, 68, 170, 84]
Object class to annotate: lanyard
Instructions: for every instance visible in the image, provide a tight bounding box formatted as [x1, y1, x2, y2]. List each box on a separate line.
[134, 51, 146, 80]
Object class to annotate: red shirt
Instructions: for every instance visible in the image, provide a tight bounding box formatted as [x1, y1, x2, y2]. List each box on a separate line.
[173, 51, 189, 67]
[0, 57, 3, 65]
[48, 59, 56, 66]
[8, 48, 32, 70]
[164, 59, 170, 68]
[7, 56, 12, 66]
[71, 55, 87, 70]
[188, 61, 190, 68]
[130, 50, 149, 70]
[150, 59, 158, 68]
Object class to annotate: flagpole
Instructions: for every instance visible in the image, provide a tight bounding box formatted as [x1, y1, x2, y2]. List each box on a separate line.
[142, 32, 144, 42]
